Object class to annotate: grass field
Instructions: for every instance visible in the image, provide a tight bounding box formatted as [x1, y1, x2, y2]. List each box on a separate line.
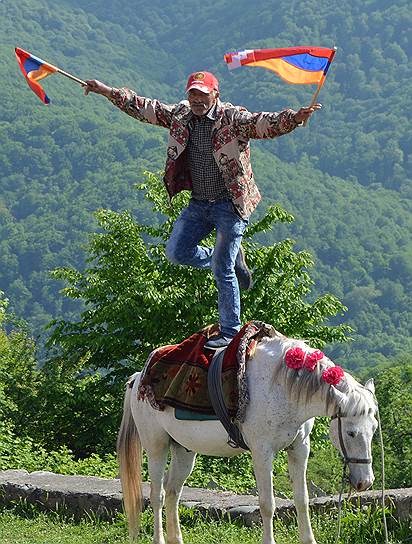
[0, 502, 410, 543]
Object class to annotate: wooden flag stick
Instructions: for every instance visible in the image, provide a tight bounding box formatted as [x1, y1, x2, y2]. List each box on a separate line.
[56, 68, 86, 86]
[303, 46, 337, 126]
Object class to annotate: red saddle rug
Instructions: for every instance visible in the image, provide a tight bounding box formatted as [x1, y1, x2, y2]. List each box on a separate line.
[137, 321, 274, 421]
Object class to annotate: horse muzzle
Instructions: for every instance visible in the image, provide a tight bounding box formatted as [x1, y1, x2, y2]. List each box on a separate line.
[349, 471, 375, 492]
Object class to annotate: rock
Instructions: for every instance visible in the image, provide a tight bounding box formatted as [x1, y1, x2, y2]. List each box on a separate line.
[309, 480, 328, 498]
[206, 479, 226, 491]
[0, 470, 410, 524]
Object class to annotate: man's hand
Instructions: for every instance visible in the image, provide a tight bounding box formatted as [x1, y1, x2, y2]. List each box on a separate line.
[294, 103, 322, 124]
[84, 79, 113, 98]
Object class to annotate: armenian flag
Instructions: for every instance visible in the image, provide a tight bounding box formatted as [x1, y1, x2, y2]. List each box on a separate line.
[224, 46, 336, 85]
[15, 47, 58, 104]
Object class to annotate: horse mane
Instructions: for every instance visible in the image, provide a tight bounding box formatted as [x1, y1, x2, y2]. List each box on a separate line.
[263, 333, 376, 417]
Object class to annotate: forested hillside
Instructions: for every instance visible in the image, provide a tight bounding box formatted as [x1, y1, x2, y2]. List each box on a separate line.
[0, 0, 411, 368]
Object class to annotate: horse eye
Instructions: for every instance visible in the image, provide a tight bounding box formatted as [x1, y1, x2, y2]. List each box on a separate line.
[347, 430, 356, 438]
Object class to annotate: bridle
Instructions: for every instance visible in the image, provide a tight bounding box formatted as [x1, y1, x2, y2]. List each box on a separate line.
[331, 412, 372, 466]
[332, 402, 388, 544]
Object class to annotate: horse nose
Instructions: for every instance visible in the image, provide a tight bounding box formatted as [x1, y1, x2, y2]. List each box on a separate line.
[356, 477, 374, 491]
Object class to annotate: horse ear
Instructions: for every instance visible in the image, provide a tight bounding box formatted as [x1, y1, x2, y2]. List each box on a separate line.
[364, 379, 375, 394]
[332, 387, 348, 408]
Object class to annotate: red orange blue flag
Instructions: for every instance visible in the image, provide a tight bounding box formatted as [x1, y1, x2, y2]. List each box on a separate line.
[224, 46, 336, 86]
[15, 47, 58, 104]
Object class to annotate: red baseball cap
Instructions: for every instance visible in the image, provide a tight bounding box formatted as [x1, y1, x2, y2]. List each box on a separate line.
[185, 71, 219, 94]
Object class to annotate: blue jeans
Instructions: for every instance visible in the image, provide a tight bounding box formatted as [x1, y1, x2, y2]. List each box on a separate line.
[165, 199, 248, 337]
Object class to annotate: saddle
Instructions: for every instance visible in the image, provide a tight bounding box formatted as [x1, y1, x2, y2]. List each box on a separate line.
[137, 321, 274, 426]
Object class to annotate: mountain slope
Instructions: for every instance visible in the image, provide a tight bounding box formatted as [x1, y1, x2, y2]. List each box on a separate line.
[0, 0, 410, 368]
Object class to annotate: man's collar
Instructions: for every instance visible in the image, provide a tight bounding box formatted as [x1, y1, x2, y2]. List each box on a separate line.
[206, 101, 218, 120]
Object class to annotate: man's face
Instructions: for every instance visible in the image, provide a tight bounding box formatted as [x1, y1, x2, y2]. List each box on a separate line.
[187, 89, 218, 116]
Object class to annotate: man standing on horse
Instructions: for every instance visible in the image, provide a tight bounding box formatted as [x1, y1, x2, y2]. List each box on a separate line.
[84, 72, 321, 348]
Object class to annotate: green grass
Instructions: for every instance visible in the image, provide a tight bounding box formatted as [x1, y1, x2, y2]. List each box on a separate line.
[0, 501, 410, 544]
[0, 509, 263, 544]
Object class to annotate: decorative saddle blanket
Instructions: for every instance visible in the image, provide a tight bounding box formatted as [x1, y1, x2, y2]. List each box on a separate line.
[137, 321, 274, 422]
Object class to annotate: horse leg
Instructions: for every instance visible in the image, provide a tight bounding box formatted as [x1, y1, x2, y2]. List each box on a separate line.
[287, 423, 317, 544]
[164, 441, 197, 544]
[145, 432, 170, 544]
[251, 446, 276, 544]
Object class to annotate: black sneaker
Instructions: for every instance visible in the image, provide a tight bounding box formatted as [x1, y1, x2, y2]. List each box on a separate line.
[235, 245, 253, 290]
[204, 334, 233, 349]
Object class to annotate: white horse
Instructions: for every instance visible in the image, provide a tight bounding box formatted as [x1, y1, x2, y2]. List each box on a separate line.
[117, 330, 377, 544]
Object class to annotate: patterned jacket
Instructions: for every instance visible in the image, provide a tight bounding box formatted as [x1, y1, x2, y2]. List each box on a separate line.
[110, 88, 299, 219]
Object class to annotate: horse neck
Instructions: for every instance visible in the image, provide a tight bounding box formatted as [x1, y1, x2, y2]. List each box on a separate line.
[294, 390, 334, 420]
[253, 338, 339, 422]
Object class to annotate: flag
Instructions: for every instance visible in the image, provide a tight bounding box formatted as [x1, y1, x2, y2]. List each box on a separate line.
[224, 46, 336, 85]
[15, 47, 58, 104]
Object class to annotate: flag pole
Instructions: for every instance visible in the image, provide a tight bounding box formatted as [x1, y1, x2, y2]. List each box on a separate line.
[56, 68, 86, 86]
[303, 46, 337, 126]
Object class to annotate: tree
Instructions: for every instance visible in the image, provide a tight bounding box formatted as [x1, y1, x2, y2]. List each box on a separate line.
[47, 171, 350, 384]
[359, 358, 412, 489]
[0, 290, 120, 456]
[0, 291, 38, 427]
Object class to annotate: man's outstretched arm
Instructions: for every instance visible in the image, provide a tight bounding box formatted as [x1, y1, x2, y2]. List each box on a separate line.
[84, 79, 175, 129]
[232, 103, 322, 140]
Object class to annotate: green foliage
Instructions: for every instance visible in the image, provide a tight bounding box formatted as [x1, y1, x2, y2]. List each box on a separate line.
[1, 288, 411, 496]
[0, 292, 117, 465]
[369, 360, 412, 489]
[47, 172, 350, 379]
[2, 173, 352, 465]
[24, 356, 123, 455]
[187, 451, 288, 493]
[0, 291, 38, 426]
[0, 0, 411, 502]
[0, 420, 117, 477]
[0, 0, 410, 370]
[331, 500, 411, 544]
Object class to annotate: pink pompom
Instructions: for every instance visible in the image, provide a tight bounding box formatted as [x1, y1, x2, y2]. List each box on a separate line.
[322, 366, 345, 385]
[285, 347, 305, 369]
[304, 350, 324, 371]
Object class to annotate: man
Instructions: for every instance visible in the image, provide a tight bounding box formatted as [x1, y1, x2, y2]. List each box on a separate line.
[84, 72, 321, 348]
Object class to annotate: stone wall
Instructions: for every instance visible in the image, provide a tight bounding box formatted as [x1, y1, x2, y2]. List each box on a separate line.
[0, 470, 411, 525]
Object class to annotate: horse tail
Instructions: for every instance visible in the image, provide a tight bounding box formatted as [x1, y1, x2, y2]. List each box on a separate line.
[117, 375, 143, 539]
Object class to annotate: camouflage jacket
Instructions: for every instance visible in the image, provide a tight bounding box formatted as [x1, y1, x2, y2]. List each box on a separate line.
[110, 88, 299, 219]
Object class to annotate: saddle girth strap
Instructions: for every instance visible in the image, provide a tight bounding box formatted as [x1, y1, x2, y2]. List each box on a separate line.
[207, 347, 249, 451]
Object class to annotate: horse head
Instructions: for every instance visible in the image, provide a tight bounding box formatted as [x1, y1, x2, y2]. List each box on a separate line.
[329, 378, 378, 491]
